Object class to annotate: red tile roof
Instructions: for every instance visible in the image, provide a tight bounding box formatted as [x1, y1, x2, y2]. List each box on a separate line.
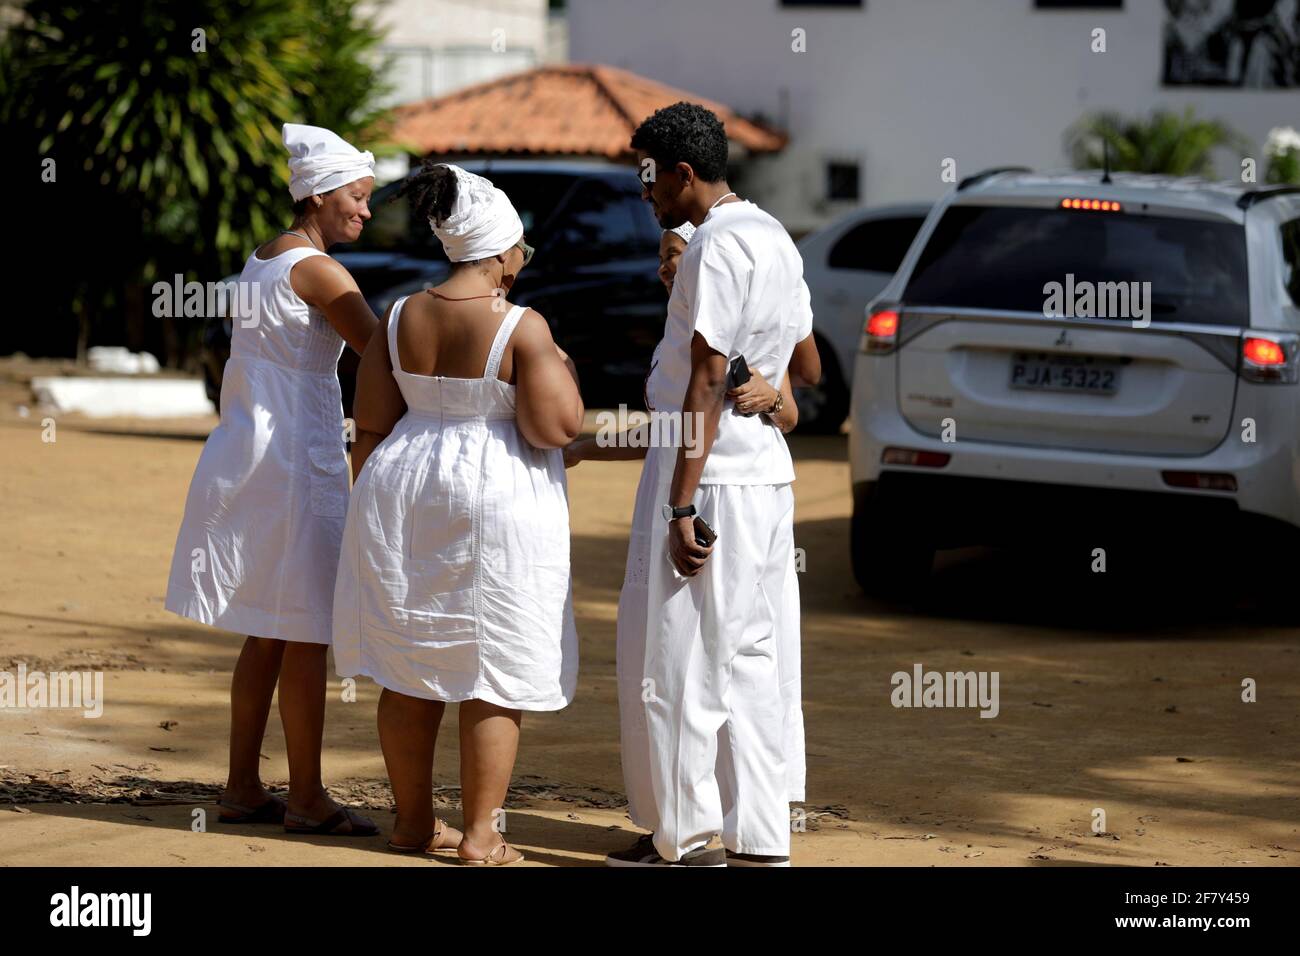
[383, 64, 786, 160]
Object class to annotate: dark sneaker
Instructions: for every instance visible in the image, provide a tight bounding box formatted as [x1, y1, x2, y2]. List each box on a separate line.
[605, 833, 726, 867]
[725, 850, 791, 867]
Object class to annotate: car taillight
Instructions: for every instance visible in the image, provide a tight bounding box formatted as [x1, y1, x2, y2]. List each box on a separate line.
[1243, 337, 1284, 365]
[862, 309, 899, 353]
[1059, 198, 1123, 212]
[1240, 334, 1299, 384]
[1162, 471, 1237, 492]
[882, 447, 950, 468]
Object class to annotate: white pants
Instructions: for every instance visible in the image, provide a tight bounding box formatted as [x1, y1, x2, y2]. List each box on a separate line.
[642, 481, 796, 861]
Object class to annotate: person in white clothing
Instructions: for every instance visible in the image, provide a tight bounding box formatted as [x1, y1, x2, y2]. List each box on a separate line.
[165, 124, 381, 835]
[332, 162, 583, 865]
[563, 222, 800, 859]
[619, 102, 819, 866]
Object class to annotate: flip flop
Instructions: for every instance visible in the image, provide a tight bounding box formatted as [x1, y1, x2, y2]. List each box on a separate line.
[216, 795, 287, 825]
[387, 817, 462, 854]
[460, 839, 525, 866]
[283, 806, 379, 837]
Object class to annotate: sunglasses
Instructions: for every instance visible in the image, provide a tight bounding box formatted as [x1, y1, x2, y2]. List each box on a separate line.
[515, 238, 534, 268]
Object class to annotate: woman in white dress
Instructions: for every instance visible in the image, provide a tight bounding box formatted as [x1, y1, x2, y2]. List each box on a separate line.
[165, 124, 380, 836]
[333, 163, 583, 864]
[564, 223, 808, 864]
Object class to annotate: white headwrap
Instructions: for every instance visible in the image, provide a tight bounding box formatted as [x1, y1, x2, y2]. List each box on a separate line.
[668, 221, 696, 243]
[283, 123, 375, 202]
[430, 164, 525, 263]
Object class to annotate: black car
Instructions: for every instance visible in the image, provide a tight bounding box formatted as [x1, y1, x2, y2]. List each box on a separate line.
[204, 160, 667, 414]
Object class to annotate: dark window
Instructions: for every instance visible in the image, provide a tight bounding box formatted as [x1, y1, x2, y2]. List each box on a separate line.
[355, 181, 411, 250]
[827, 216, 925, 273]
[349, 171, 572, 254]
[826, 161, 860, 201]
[549, 180, 646, 262]
[621, 185, 664, 247]
[1282, 219, 1300, 308]
[903, 205, 1249, 327]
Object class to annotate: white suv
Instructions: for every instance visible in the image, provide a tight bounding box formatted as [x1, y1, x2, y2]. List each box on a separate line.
[848, 169, 1300, 593]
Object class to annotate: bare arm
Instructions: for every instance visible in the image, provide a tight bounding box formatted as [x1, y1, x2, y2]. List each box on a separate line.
[726, 365, 798, 432]
[665, 333, 727, 576]
[349, 303, 406, 481]
[788, 332, 821, 388]
[513, 310, 584, 449]
[564, 427, 652, 466]
[768, 372, 798, 433]
[291, 255, 379, 355]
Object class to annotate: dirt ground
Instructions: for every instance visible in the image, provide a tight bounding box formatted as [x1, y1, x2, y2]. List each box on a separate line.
[1, 362, 1297, 867]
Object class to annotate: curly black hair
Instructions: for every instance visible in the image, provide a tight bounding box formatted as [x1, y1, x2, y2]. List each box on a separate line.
[630, 102, 729, 183]
[394, 159, 458, 226]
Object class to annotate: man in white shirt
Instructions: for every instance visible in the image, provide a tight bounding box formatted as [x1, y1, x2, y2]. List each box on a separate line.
[609, 102, 814, 867]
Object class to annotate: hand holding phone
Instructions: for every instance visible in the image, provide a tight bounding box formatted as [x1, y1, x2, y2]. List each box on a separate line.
[725, 354, 751, 390]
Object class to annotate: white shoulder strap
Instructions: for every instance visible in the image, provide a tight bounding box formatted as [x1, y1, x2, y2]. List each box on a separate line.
[387, 296, 409, 374]
[483, 305, 527, 381]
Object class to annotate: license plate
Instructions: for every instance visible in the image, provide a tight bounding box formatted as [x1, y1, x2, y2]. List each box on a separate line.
[1009, 352, 1121, 395]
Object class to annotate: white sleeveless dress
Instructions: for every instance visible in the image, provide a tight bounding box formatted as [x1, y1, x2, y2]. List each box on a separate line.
[165, 246, 347, 644]
[332, 295, 578, 710]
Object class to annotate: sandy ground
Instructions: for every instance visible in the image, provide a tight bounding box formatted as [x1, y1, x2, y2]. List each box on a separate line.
[1, 362, 1298, 867]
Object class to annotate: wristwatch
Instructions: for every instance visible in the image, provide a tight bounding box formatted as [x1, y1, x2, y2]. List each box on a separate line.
[662, 503, 697, 521]
[765, 391, 785, 417]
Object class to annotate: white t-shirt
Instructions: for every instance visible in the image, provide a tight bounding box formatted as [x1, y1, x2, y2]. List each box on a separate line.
[650, 200, 813, 485]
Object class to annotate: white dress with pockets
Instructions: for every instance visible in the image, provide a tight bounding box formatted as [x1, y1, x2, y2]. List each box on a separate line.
[165, 246, 347, 644]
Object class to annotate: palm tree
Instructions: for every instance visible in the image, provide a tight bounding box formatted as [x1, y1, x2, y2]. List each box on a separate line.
[0, 0, 390, 364]
[1065, 108, 1249, 178]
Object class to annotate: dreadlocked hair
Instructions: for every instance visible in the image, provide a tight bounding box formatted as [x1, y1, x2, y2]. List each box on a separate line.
[394, 160, 458, 226]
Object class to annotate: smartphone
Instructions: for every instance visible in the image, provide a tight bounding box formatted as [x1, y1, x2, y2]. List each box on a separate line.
[693, 515, 717, 548]
[725, 354, 751, 390]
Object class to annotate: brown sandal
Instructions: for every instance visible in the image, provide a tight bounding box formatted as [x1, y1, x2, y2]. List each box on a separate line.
[216, 794, 287, 825]
[387, 817, 462, 854]
[283, 806, 379, 837]
[460, 839, 524, 866]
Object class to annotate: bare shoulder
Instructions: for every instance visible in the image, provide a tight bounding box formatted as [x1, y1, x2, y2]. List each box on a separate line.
[509, 308, 554, 350]
[292, 252, 355, 286]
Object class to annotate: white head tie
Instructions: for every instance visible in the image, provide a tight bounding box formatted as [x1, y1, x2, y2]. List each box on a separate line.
[668, 221, 696, 243]
[283, 123, 375, 202]
[430, 165, 525, 263]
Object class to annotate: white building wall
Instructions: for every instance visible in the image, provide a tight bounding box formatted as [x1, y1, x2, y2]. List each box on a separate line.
[568, 0, 1299, 233]
[360, 0, 549, 106]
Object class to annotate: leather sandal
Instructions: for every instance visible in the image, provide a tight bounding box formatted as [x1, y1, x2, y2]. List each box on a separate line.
[387, 817, 463, 854]
[283, 806, 379, 837]
[216, 795, 287, 825]
[460, 839, 524, 866]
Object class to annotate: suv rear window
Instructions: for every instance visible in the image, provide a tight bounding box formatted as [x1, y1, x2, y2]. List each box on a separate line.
[904, 205, 1250, 327]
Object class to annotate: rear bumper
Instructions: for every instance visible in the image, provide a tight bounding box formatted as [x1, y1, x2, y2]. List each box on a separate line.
[850, 354, 1300, 534]
[851, 472, 1300, 551]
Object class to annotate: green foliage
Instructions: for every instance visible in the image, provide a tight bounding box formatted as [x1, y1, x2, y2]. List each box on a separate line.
[1266, 150, 1300, 185]
[0, 0, 391, 360]
[1065, 108, 1249, 178]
